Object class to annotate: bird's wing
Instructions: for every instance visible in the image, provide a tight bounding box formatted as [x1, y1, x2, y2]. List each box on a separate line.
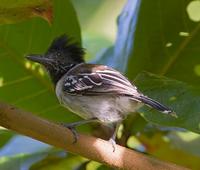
[62, 63, 140, 98]
[61, 64, 175, 115]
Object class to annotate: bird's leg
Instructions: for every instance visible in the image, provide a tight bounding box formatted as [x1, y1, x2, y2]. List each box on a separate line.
[108, 122, 121, 152]
[61, 117, 98, 143]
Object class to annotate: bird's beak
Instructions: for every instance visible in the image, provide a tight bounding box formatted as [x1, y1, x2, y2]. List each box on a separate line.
[26, 55, 53, 65]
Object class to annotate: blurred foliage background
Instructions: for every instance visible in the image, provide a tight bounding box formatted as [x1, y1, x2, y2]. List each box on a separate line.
[0, 0, 200, 169]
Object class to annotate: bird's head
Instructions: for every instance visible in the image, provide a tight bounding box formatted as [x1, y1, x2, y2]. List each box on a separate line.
[26, 35, 85, 84]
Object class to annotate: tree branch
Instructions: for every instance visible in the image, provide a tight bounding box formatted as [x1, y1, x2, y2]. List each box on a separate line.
[0, 101, 187, 170]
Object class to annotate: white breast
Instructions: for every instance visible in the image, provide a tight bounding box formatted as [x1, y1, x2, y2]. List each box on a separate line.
[55, 76, 143, 124]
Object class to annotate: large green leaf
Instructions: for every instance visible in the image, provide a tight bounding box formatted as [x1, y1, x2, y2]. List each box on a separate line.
[127, 0, 200, 86]
[135, 72, 200, 134]
[0, 0, 82, 123]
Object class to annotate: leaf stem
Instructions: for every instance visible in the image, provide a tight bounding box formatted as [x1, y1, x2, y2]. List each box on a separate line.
[160, 23, 200, 75]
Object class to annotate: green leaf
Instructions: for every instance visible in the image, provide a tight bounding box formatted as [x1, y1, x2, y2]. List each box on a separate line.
[0, 130, 14, 148]
[0, 135, 67, 170]
[0, 153, 49, 170]
[169, 131, 200, 157]
[137, 133, 200, 169]
[0, 150, 67, 170]
[0, 0, 82, 123]
[0, 0, 52, 24]
[30, 154, 86, 170]
[127, 0, 200, 86]
[135, 72, 200, 134]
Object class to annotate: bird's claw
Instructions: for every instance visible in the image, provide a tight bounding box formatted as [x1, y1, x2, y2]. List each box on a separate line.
[108, 138, 116, 152]
[60, 123, 79, 143]
[67, 126, 79, 143]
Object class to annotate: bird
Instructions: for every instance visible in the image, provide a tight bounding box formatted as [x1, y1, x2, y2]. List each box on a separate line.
[26, 34, 176, 151]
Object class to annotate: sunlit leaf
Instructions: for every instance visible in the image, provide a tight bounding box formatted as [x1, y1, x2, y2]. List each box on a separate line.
[138, 133, 200, 169]
[169, 131, 200, 157]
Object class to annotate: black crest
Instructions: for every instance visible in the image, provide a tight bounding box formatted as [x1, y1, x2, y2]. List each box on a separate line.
[47, 34, 85, 63]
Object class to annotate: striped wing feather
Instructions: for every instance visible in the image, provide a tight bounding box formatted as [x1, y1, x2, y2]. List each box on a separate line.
[63, 64, 139, 96]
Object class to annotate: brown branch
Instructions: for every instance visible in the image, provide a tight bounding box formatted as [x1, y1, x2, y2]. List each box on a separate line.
[0, 101, 188, 170]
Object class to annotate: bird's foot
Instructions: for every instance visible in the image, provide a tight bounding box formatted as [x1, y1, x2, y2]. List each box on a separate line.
[61, 123, 79, 143]
[108, 138, 116, 152]
[60, 118, 98, 144]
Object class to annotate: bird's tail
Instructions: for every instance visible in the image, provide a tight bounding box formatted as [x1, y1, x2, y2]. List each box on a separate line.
[132, 95, 177, 117]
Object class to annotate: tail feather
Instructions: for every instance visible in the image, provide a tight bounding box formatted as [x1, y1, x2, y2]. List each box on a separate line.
[132, 95, 177, 117]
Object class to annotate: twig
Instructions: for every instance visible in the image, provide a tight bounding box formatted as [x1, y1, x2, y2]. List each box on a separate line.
[0, 101, 188, 170]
